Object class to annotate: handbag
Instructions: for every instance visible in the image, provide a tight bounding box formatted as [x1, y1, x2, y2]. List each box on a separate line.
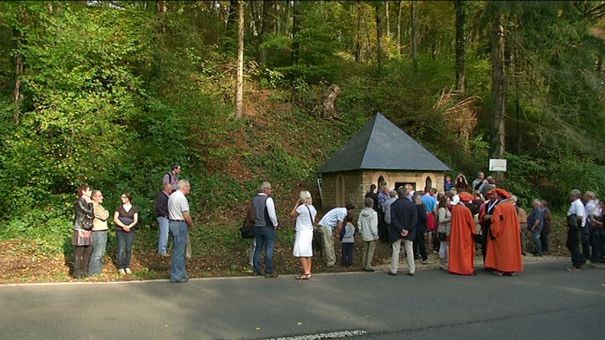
[240, 200, 256, 239]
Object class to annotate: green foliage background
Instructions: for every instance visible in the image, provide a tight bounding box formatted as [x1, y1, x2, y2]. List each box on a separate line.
[0, 1, 604, 255]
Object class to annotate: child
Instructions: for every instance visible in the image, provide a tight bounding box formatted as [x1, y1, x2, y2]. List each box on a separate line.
[340, 215, 355, 267]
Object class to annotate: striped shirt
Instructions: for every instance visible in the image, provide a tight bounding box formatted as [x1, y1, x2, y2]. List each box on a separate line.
[318, 207, 348, 230]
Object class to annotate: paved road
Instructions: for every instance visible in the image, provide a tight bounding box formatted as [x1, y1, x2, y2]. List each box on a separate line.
[1, 261, 604, 340]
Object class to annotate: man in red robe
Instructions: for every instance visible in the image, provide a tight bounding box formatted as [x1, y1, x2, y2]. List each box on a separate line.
[485, 189, 524, 276]
[449, 192, 477, 275]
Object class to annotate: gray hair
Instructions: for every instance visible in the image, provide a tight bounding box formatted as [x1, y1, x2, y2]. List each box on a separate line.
[259, 181, 272, 192]
[570, 189, 581, 198]
[389, 190, 397, 198]
[585, 191, 596, 199]
[532, 199, 543, 207]
[510, 195, 518, 203]
[177, 179, 190, 190]
[299, 190, 312, 204]
[364, 197, 374, 208]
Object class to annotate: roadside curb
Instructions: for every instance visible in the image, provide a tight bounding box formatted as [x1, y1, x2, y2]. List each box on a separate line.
[0, 256, 575, 288]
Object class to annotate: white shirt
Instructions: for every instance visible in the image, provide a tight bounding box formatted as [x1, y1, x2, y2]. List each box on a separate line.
[168, 190, 189, 221]
[567, 198, 586, 227]
[295, 204, 317, 232]
[585, 199, 601, 217]
[318, 207, 348, 230]
[258, 193, 278, 227]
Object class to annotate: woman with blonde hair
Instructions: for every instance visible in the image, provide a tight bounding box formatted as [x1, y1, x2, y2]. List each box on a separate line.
[289, 190, 317, 280]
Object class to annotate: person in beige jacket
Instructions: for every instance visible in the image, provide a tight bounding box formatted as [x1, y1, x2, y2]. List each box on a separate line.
[89, 190, 109, 276]
[358, 197, 379, 271]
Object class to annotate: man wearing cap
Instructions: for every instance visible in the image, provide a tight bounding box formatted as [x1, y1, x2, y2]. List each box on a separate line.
[485, 189, 524, 276]
[449, 192, 478, 275]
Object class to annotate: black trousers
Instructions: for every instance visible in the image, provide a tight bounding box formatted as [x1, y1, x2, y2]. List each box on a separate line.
[566, 225, 586, 268]
[341, 243, 354, 266]
[74, 245, 93, 278]
[413, 231, 427, 261]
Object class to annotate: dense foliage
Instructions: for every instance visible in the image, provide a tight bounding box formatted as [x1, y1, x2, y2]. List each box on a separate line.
[1, 1, 605, 249]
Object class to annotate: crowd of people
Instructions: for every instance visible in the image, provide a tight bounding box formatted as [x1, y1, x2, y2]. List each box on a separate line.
[70, 164, 193, 282]
[71, 166, 605, 282]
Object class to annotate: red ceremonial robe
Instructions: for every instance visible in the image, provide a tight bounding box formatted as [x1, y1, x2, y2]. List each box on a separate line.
[485, 200, 524, 273]
[449, 203, 476, 275]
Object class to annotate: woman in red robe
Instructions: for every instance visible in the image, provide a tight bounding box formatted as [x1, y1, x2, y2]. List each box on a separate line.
[449, 192, 477, 275]
[485, 189, 524, 276]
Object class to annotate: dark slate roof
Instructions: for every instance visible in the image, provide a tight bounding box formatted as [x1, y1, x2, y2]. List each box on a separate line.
[317, 113, 450, 173]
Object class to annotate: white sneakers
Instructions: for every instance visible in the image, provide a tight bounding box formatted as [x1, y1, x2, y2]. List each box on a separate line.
[118, 268, 132, 275]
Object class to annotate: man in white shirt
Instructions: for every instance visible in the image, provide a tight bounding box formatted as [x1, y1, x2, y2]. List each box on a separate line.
[584, 191, 600, 264]
[168, 180, 193, 283]
[318, 203, 355, 266]
[252, 182, 279, 278]
[566, 189, 586, 271]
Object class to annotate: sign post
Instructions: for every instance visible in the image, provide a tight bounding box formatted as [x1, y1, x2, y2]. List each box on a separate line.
[489, 159, 507, 182]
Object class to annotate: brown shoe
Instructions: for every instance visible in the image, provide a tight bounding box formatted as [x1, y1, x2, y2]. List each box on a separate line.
[265, 272, 279, 279]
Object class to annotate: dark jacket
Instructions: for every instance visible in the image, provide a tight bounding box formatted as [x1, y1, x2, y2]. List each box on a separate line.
[389, 197, 418, 242]
[74, 197, 94, 230]
[155, 191, 170, 218]
[415, 204, 427, 233]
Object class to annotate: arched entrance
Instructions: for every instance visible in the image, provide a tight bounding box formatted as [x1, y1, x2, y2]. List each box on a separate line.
[336, 174, 345, 206]
[424, 176, 433, 192]
[377, 175, 385, 190]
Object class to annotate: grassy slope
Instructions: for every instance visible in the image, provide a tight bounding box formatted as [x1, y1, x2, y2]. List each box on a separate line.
[0, 80, 572, 283]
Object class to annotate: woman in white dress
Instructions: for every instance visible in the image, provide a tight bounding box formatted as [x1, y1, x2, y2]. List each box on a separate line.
[289, 190, 317, 280]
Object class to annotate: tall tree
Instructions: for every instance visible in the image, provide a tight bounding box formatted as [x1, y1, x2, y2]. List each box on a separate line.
[490, 5, 506, 158]
[397, 0, 403, 57]
[291, 0, 301, 65]
[410, 0, 418, 65]
[258, 0, 275, 65]
[235, 0, 244, 118]
[157, 0, 166, 34]
[454, 0, 465, 94]
[375, 2, 383, 71]
[385, 1, 390, 38]
[355, 1, 363, 62]
[12, 6, 26, 125]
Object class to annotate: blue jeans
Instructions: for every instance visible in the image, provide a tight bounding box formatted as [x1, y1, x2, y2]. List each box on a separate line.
[253, 227, 276, 274]
[116, 229, 135, 269]
[169, 221, 189, 282]
[89, 230, 107, 275]
[157, 216, 170, 255]
[532, 230, 542, 256]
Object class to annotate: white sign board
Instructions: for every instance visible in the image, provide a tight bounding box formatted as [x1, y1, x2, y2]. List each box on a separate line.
[489, 159, 507, 172]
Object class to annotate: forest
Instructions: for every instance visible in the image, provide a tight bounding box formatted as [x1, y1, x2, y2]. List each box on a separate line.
[1, 1, 605, 280]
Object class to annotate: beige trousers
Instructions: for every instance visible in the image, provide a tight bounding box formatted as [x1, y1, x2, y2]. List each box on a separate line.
[362, 240, 376, 269]
[321, 225, 336, 266]
[390, 239, 415, 274]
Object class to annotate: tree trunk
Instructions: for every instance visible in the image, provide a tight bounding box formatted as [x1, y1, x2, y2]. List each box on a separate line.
[235, 0, 245, 119]
[259, 1, 275, 65]
[355, 1, 363, 62]
[491, 11, 506, 159]
[410, 0, 417, 66]
[12, 8, 26, 125]
[454, 0, 465, 94]
[226, 0, 238, 33]
[385, 1, 390, 38]
[291, 1, 301, 66]
[157, 0, 167, 34]
[375, 2, 383, 71]
[397, 0, 403, 57]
